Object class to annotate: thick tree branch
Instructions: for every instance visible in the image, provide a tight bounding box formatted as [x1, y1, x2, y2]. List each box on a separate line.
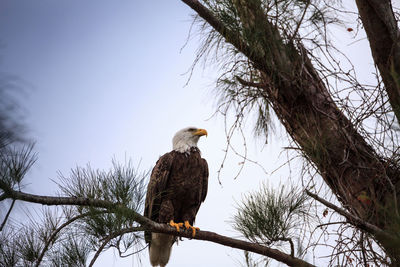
[180, 0, 399, 228]
[268, 237, 295, 258]
[355, 0, 400, 121]
[181, 0, 269, 71]
[181, 0, 400, 262]
[1, 189, 314, 267]
[116, 224, 315, 267]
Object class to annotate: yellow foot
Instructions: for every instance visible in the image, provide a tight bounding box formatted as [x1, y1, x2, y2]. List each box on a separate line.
[184, 221, 200, 237]
[169, 220, 183, 232]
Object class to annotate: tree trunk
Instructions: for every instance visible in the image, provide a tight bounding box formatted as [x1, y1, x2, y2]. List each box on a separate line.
[181, 0, 400, 262]
[355, 0, 400, 122]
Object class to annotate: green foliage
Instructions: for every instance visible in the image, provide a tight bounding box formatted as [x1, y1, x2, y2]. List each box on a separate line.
[0, 156, 149, 266]
[215, 72, 274, 141]
[58, 162, 148, 260]
[200, 0, 341, 62]
[58, 161, 147, 208]
[233, 183, 311, 247]
[18, 228, 43, 266]
[48, 234, 90, 267]
[0, 143, 36, 191]
[58, 161, 147, 236]
[0, 91, 148, 266]
[0, 230, 19, 266]
[193, 0, 342, 143]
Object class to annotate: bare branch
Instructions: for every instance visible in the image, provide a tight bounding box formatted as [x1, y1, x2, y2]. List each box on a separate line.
[0, 199, 15, 231]
[88, 226, 145, 267]
[88, 234, 112, 267]
[289, 0, 311, 43]
[305, 190, 396, 243]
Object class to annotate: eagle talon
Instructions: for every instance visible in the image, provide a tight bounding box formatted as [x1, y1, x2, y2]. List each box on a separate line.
[169, 220, 183, 232]
[184, 220, 200, 237]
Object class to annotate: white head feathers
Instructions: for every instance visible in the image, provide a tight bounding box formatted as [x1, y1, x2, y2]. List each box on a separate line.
[172, 127, 208, 153]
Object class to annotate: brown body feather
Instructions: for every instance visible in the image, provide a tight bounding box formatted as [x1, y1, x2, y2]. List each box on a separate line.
[144, 146, 209, 245]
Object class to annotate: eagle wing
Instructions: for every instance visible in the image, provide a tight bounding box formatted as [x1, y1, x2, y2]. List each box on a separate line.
[201, 158, 208, 202]
[189, 157, 209, 225]
[144, 152, 175, 244]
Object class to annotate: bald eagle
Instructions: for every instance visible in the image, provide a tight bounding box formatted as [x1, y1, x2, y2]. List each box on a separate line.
[144, 127, 209, 267]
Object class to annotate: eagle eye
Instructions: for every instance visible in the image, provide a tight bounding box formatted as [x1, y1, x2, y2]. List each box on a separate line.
[187, 128, 196, 132]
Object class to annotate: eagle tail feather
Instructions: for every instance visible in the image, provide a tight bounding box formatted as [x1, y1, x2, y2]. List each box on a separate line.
[149, 233, 174, 267]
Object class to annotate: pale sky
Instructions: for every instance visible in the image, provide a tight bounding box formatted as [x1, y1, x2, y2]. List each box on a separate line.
[0, 1, 376, 266]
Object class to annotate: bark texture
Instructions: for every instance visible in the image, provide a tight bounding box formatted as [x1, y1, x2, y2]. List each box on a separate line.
[355, 0, 400, 122]
[181, 0, 400, 262]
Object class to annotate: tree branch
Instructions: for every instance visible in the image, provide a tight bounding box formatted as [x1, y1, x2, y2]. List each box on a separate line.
[305, 190, 396, 243]
[268, 237, 295, 258]
[180, 0, 268, 71]
[179, 2, 400, 258]
[355, 0, 400, 122]
[1, 189, 315, 267]
[0, 199, 15, 231]
[288, 0, 310, 43]
[35, 210, 109, 267]
[235, 76, 268, 89]
[88, 233, 114, 267]
[88, 226, 145, 267]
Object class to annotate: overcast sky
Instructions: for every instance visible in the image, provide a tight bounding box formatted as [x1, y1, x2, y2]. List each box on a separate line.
[0, 1, 376, 266]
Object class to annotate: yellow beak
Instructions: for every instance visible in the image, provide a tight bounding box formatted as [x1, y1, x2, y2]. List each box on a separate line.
[193, 128, 208, 137]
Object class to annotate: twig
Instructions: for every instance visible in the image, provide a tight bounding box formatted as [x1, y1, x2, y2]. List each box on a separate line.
[305, 190, 395, 243]
[90, 226, 145, 266]
[0, 199, 15, 231]
[35, 210, 109, 267]
[288, 0, 311, 43]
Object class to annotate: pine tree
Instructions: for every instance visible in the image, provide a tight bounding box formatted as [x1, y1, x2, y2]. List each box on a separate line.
[1, 1, 400, 266]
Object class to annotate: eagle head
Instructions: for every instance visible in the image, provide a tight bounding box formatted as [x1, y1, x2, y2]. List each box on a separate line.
[172, 127, 207, 153]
